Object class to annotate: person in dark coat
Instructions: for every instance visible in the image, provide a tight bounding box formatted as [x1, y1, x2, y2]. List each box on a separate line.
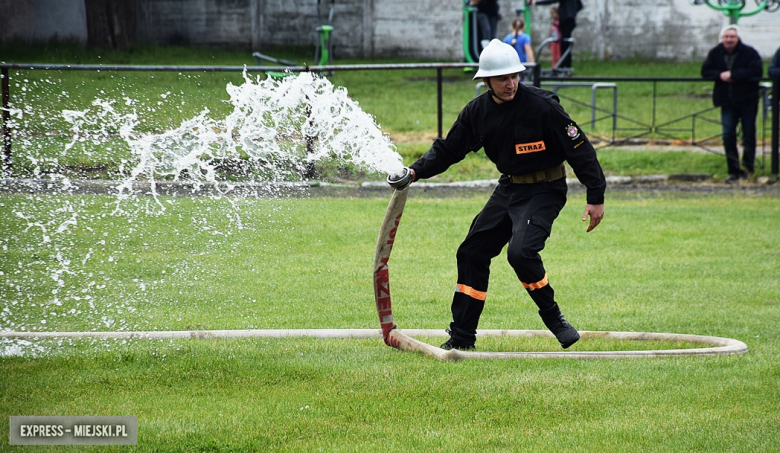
[769, 45, 780, 80]
[701, 25, 763, 182]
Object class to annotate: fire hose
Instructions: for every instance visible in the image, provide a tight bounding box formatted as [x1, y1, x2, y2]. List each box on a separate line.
[372, 168, 455, 358]
[371, 169, 748, 361]
[0, 168, 749, 360]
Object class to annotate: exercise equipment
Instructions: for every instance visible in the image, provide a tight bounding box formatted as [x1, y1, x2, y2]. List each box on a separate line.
[688, 0, 779, 23]
[251, 52, 298, 79]
[514, 1, 533, 36]
[463, 0, 480, 63]
[314, 0, 335, 68]
[534, 37, 574, 78]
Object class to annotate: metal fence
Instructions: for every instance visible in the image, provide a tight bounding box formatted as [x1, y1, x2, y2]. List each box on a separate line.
[537, 77, 775, 158]
[2, 62, 778, 176]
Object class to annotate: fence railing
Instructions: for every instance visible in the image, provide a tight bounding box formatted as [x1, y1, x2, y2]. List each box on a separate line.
[2, 62, 778, 176]
[534, 73, 779, 176]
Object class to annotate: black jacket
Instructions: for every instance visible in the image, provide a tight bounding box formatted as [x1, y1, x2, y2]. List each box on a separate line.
[474, 0, 499, 16]
[534, 0, 583, 21]
[409, 85, 606, 205]
[700, 40, 763, 107]
[769, 46, 780, 80]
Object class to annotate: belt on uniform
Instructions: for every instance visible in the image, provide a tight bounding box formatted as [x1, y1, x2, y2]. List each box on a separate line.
[509, 164, 566, 184]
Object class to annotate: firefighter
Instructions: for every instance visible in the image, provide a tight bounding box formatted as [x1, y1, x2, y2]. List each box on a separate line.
[398, 39, 606, 350]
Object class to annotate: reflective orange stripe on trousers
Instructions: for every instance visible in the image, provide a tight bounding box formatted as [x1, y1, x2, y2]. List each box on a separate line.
[522, 273, 549, 291]
[456, 284, 487, 301]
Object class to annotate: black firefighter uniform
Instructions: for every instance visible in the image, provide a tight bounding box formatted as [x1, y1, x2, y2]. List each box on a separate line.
[409, 83, 607, 346]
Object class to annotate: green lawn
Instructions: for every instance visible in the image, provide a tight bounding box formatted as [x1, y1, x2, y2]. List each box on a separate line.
[1, 43, 779, 451]
[1, 191, 779, 451]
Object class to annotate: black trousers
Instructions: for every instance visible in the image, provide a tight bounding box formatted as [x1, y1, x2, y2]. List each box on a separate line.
[559, 17, 576, 69]
[721, 100, 758, 175]
[448, 178, 567, 345]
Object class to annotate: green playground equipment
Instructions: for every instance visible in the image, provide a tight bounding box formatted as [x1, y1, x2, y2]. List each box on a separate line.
[463, 0, 480, 63]
[515, 0, 533, 36]
[251, 52, 297, 79]
[689, 0, 779, 23]
[464, 0, 533, 63]
[463, 0, 533, 63]
[314, 0, 335, 67]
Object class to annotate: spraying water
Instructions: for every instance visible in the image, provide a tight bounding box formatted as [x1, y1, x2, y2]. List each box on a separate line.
[62, 70, 403, 200]
[1, 70, 404, 356]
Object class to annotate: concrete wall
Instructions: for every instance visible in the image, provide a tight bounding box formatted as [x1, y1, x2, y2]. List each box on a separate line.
[564, 0, 780, 61]
[135, 0, 255, 47]
[371, 0, 462, 60]
[0, 0, 87, 45]
[2, 0, 779, 61]
[250, 0, 464, 61]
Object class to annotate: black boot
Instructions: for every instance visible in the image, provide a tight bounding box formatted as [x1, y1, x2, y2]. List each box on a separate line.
[440, 329, 475, 351]
[442, 291, 483, 351]
[538, 304, 580, 349]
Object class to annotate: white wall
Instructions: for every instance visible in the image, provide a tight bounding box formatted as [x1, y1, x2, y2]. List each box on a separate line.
[561, 0, 779, 60]
[2, 0, 778, 61]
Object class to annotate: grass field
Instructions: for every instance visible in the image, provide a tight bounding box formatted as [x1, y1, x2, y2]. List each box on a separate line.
[1, 190, 780, 451]
[1, 43, 780, 451]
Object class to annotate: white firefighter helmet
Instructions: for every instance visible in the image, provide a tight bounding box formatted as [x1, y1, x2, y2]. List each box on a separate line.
[473, 39, 526, 80]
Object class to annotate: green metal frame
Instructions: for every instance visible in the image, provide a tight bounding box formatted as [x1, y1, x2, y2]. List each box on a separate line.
[516, 0, 532, 36]
[464, 0, 533, 63]
[696, 0, 768, 23]
[316, 25, 333, 67]
[463, 1, 478, 63]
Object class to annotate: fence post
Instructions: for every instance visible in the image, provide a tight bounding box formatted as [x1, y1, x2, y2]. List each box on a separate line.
[773, 78, 778, 176]
[532, 64, 541, 88]
[437, 68, 443, 138]
[2, 67, 10, 175]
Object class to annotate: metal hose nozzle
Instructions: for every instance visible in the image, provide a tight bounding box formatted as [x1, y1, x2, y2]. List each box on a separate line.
[387, 167, 412, 190]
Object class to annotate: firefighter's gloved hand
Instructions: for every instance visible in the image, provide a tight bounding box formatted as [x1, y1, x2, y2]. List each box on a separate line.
[387, 167, 414, 190]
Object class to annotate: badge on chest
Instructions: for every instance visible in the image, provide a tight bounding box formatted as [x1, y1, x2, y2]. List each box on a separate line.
[515, 141, 546, 154]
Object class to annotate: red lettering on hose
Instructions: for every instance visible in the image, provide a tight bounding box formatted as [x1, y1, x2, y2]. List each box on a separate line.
[386, 213, 402, 245]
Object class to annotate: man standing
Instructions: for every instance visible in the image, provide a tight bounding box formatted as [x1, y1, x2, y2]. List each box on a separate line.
[395, 40, 606, 351]
[701, 25, 763, 183]
[769, 45, 780, 79]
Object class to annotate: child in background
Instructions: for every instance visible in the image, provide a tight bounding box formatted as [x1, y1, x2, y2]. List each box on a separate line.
[549, 6, 561, 68]
[503, 18, 535, 64]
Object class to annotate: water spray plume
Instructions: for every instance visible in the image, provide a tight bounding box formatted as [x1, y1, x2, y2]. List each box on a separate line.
[59, 71, 403, 201]
[1, 71, 404, 356]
